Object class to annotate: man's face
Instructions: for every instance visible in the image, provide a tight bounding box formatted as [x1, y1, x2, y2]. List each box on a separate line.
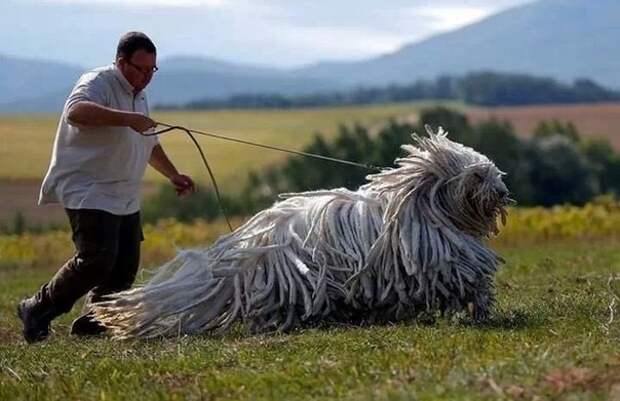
[117, 49, 157, 93]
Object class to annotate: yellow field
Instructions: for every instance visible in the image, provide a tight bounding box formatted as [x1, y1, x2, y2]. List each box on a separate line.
[0, 102, 441, 187]
[3, 197, 620, 271]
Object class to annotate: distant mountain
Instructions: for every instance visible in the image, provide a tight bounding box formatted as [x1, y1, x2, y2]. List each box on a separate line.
[150, 56, 338, 105]
[0, 55, 338, 112]
[0, 90, 72, 114]
[1, 0, 619, 113]
[294, 0, 620, 89]
[159, 56, 283, 77]
[0, 55, 82, 113]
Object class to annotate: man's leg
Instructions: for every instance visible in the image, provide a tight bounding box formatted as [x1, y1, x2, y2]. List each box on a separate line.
[71, 211, 143, 336]
[18, 209, 121, 343]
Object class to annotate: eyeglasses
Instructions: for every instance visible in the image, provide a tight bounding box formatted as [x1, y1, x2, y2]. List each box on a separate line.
[126, 59, 158, 75]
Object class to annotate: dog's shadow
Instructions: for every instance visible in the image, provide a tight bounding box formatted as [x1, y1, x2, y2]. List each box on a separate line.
[324, 308, 547, 333]
[100, 309, 546, 344]
[282, 308, 547, 337]
[449, 309, 547, 331]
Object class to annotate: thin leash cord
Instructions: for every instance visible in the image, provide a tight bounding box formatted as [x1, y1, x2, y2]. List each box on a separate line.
[150, 122, 382, 172]
[142, 122, 382, 233]
[143, 126, 234, 232]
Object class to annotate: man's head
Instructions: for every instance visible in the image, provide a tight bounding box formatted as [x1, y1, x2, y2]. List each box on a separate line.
[115, 32, 157, 93]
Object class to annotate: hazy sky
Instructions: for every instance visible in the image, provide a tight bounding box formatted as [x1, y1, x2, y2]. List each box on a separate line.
[2, 0, 534, 68]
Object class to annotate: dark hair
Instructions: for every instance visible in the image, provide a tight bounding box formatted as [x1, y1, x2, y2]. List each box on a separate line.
[116, 32, 156, 60]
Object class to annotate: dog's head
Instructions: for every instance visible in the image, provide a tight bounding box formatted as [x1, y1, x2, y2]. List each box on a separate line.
[365, 125, 513, 237]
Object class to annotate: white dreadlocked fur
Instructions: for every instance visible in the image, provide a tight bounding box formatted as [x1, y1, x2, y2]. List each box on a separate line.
[93, 126, 512, 339]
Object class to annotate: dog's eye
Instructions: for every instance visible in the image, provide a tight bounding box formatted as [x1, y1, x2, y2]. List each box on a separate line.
[473, 172, 484, 180]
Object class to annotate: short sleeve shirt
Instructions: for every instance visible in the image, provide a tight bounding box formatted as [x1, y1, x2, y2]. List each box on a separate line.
[38, 64, 159, 215]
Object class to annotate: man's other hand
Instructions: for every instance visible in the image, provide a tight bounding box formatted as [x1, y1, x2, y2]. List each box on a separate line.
[128, 113, 156, 133]
[170, 174, 196, 197]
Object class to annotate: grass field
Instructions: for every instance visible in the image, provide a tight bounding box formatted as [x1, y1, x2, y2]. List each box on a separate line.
[0, 103, 438, 185]
[1, 205, 619, 400]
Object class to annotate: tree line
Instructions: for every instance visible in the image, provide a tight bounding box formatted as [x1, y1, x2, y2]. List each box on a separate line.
[143, 107, 620, 223]
[155, 72, 620, 110]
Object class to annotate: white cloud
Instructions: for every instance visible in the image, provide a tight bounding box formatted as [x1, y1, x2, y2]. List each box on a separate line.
[412, 5, 493, 32]
[4, 0, 534, 67]
[270, 25, 407, 62]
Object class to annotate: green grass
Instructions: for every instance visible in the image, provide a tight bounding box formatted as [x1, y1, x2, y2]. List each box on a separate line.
[0, 102, 452, 188]
[1, 239, 619, 400]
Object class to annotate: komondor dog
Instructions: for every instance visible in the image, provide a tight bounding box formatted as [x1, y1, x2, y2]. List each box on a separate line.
[93, 127, 512, 339]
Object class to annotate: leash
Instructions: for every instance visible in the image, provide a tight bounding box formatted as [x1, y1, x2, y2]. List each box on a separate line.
[150, 122, 381, 171]
[142, 122, 382, 232]
[143, 124, 234, 232]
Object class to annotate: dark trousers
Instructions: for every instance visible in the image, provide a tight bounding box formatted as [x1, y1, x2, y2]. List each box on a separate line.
[33, 208, 143, 319]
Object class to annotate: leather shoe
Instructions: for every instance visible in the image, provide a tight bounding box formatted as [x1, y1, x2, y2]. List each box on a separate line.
[17, 297, 51, 343]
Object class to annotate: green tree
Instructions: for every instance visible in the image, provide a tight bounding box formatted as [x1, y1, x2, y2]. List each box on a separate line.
[417, 106, 477, 147]
[581, 137, 618, 194]
[525, 136, 597, 206]
[533, 120, 580, 143]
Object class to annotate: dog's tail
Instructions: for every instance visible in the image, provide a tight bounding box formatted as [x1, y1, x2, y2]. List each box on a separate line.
[92, 249, 242, 339]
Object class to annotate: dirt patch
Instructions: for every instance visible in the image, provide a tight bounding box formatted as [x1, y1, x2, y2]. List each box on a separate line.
[480, 361, 620, 399]
[543, 367, 596, 393]
[152, 371, 201, 392]
[466, 102, 620, 149]
[0, 179, 65, 226]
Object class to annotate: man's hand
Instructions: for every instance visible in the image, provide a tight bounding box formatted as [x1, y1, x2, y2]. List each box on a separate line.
[127, 112, 156, 133]
[170, 174, 196, 197]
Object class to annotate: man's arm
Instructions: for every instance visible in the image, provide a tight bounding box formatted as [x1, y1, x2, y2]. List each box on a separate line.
[149, 144, 196, 196]
[66, 101, 155, 133]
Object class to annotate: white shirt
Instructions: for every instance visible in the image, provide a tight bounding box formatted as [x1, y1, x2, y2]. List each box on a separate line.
[38, 64, 159, 215]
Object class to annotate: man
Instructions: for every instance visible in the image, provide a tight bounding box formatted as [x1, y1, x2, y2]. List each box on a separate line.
[17, 31, 195, 343]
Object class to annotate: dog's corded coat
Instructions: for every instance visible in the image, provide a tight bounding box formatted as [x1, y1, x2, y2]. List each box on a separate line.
[93, 127, 511, 339]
